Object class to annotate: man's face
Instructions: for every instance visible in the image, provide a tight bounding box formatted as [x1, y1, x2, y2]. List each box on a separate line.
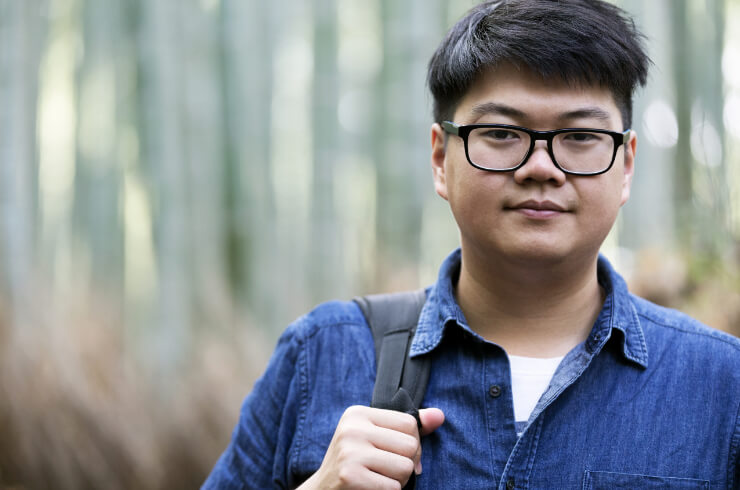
[430, 63, 637, 267]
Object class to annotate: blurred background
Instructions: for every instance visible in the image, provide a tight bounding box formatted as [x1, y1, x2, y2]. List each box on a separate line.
[1, 0, 738, 488]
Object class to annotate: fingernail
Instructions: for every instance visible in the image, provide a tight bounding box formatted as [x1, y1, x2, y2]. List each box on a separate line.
[415, 461, 422, 475]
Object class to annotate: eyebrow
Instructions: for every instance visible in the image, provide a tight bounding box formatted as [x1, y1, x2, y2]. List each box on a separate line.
[557, 107, 613, 124]
[470, 102, 526, 120]
[469, 102, 613, 124]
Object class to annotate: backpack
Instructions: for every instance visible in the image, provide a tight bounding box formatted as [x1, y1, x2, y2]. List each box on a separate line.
[353, 290, 431, 486]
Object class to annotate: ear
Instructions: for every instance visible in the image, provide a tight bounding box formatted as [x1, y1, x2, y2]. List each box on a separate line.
[619, 130, 637, 206]
[431, 123, 449, 201]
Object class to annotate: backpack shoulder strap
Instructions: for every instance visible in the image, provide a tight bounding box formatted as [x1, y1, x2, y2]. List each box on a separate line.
[353, 289, 430, 413]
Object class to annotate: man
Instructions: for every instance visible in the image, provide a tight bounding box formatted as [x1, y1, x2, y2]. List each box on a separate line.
[205, 1, 740, 488]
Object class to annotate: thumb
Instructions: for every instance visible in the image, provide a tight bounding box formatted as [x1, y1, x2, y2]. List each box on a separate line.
[418, 407, 445, 436]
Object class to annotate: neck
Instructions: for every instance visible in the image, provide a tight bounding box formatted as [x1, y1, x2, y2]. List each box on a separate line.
[455, 246, 604, 358]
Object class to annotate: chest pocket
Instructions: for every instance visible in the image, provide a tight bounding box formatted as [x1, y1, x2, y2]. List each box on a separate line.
[583, 470, 710, 489]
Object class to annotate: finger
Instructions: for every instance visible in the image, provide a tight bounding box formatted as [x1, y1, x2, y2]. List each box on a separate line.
[368, 425, 419, 459]
[352, 467, 405, 490]
[412, 408, 445, 475]
[365, 408, 419, 436]
[419, 408, 445, 436]
[366, 420, 423, 477]
[364, 448, 416, 485]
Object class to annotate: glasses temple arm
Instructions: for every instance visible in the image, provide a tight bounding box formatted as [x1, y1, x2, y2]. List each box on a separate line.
[441, 121, 459, 136]
[622, 129, 632, 144]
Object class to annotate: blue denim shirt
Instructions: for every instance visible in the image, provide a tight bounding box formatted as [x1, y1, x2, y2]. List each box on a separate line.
[204, 249, 740, 489]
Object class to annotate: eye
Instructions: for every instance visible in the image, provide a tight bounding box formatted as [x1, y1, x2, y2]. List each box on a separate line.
[563, 132, 602, 143]
[481, 129, 520, 141]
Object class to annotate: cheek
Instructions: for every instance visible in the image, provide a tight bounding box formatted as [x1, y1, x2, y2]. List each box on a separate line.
[447, 172, 509, 236]
[587, 168, 624, 201]
[448, 167, 501, 207]
[578, 177, 624, 230]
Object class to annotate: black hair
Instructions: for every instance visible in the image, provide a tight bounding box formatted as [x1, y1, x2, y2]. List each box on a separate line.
[427, 0, 650, 129]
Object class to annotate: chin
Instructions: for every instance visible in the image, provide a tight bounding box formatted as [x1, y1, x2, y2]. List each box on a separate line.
[494, 238, 591, 267]
[507, 248, 571, 266]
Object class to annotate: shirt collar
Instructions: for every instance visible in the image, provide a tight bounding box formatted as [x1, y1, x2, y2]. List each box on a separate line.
[411, 249, 466, 356]
[410, 248, 649, 369]
[593, 254, 649, 368]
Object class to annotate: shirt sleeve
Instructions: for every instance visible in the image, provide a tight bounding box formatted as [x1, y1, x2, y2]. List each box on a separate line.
[202, 322, 305, 490]
[731, 401, 739, 490]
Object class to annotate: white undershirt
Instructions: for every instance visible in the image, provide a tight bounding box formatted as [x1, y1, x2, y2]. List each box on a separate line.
[508, 354, 564, 435]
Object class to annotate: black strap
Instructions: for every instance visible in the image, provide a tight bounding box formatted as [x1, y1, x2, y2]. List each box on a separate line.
[353, 289, 429, 490]
[353, 289, 430, 413]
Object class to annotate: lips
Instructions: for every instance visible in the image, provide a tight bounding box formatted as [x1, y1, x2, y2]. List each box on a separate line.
[506, 199, 568, 218]
[509, 199, 567, 212]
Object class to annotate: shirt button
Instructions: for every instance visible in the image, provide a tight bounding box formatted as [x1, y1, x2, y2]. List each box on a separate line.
[488, 384, 502, 398]
[506, 479, 516, 489]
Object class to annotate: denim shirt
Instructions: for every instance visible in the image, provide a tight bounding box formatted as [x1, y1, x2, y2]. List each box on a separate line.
[204, 249, 740, 489]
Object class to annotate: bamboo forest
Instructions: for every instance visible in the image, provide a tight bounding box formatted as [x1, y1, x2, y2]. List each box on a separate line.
[1, 0, 739, 488]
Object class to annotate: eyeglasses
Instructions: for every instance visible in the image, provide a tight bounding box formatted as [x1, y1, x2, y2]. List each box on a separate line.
[442, 121, 631, 176]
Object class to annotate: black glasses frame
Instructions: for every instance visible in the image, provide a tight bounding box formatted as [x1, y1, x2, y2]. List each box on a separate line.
[441, 121, 631, 176]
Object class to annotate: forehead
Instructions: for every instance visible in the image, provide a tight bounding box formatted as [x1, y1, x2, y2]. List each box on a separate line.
[454, 63, 622, 128]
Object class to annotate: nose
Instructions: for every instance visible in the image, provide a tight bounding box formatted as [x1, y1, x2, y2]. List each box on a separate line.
[512, 141, 567, 186]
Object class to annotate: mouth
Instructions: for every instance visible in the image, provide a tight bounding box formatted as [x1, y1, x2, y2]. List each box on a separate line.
[505, 199, 568, 218]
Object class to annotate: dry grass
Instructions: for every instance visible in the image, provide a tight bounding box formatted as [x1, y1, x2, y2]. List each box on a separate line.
[0, 289, 269, 490]
[628, 247, 740, 338]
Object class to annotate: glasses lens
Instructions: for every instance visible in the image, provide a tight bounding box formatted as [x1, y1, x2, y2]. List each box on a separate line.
[468, 127, 530, 170]
[553, 131, 614, 173]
